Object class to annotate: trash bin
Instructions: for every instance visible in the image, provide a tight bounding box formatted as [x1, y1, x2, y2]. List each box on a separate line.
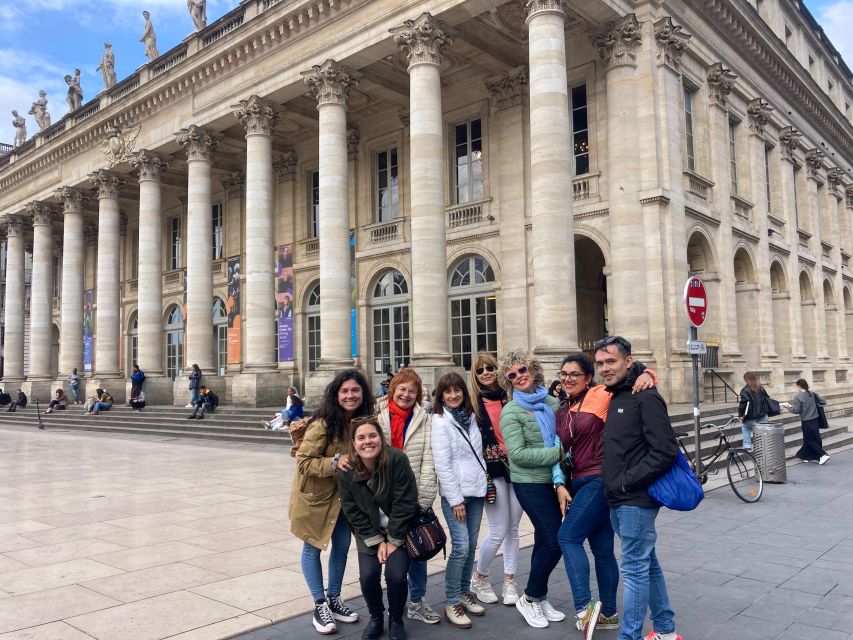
[752, 423, 787, 483]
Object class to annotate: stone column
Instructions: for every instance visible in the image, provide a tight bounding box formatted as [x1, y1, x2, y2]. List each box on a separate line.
[826, 169, 848, 364]
[302, 60, 357, 372]
[91, 169, 124, 381]
[177, 125, 220, 372]
[27, 202, 55, 381]
[805, 149, 829, 360]
[57, 187, 85, 377]
[391, 14, 456, 382]
[130, 150, 167, 378]
[235, 96, 281, 371]
[1, 216, 26, 381]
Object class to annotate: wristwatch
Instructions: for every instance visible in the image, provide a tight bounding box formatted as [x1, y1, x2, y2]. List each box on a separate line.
[332, 452, 341, 472]
[553, 482, 565, 490]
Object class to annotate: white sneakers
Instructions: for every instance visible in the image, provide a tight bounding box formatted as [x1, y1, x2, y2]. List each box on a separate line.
[819, 454, 830, 465]
[540, 600, 566, 622]
[501, 578, 519, 606]
[516, 595, 548, 628]
[470, 575, 499, 604]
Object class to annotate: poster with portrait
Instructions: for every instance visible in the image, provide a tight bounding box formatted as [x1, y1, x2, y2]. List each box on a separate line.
[276, 243, 294, 361]
[83, 290, 94, 373]
[227, 255, 241, 364]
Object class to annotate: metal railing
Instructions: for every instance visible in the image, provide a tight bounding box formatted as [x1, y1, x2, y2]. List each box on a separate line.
[705, 369, 738, 404]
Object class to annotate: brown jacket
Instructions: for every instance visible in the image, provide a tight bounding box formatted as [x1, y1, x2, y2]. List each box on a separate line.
[288, 419, 347, 549]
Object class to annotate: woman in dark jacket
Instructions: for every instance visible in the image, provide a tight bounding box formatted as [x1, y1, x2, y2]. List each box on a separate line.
[737, 372, 771, 450]
[338, 416, 418, 640]
[188, 364, 202, 406]
[783, 379, 830, 464]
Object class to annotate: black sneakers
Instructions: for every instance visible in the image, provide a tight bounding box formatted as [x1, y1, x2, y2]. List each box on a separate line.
[313, 599, 336, 635]
[327, 593, 359, 623]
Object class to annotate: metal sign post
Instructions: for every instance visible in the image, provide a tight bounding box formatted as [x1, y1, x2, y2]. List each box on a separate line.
[684, 276, 708, 477]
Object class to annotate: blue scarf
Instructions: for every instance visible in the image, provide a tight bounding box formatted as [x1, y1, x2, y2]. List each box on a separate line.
[512, 386, 557, 447]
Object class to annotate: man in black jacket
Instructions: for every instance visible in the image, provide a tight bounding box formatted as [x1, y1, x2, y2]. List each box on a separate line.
[595, 336, 681, 640]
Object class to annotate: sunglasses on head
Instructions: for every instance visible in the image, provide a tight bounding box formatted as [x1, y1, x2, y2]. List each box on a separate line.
[593, 335, 631, 354]
[475, 365, 496, 375]
[506, 365, 529, 382]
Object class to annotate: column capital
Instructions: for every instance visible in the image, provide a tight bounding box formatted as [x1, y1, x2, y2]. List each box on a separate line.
[747, 98, 772, 136]
[592, 14, 642, 70]
[84, 225, 98, 246]
[130, 149, 169, 182]
[55, 186, 86, 213]
[273, 151, 298, 183]
[485, 65, 528, 113]
[846, 185, 853, 209]
[221, 170, 245, 199]
[347, 127, 360, 161]
[90, 169, 125, 199]
[397, 109, 410, 128]
[779, 125, 802, 161]
[3, 215, 26, 237]
[390, 13, 453, 70]
[707, 62, 737, 107]
[654, 17, 690, 71]
[524, 0, 565, 19]
[302, 59, 358, 107]
[176, 125, 222, 162]
[827, 167, 845, 197]
[234, 95, 282, 136]
[26, 202, 54, 226]
[805, 149, 825, 182]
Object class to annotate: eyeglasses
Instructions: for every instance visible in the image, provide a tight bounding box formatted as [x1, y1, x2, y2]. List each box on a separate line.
[558, 371, 586, 381]
[475, 365, 496, 375]
[506, 365, 529, 382]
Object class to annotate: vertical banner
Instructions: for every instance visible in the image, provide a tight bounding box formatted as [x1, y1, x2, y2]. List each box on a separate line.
[182, 273, 188, 365]
[350, 230, 357, 358]
[83, 290, 94, 373]
[276, 244, 295, 361]
[226, 256, 241, 364]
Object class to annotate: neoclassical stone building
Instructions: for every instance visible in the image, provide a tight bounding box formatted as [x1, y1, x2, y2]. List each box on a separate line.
[1, 0, 852, 405]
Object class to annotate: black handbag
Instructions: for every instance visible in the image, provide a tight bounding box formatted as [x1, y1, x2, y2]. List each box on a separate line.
[811, 393, 829, 429]
[764, 390, 781, 417]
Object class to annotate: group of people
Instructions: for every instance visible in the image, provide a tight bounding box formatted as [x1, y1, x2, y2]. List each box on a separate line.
[262, 386, 305, 430]
[288, 337, 684, 640]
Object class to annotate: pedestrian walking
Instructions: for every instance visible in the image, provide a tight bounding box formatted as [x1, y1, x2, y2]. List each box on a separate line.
[737, 372, 772, 450]
[66, 368, 81, 404]
[187, 364, 202, 407]
[782, 379, 830, 465]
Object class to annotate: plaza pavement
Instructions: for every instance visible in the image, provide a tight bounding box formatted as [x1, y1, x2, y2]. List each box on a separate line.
[0, 420, 850, 639]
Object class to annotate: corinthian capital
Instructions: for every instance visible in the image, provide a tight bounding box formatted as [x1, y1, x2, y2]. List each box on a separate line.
[778, 125, 802, 161]
[592, 15, 642, 70]
[827, 167, 845, 196]
[235, 95, 282, 136]
[3, 215, 25, 237]
[176, 125, 222, 162]
[90, 169, 125, 199]
[274, 151, 298, 183]
[55, 186, 86, 214]
[747, 98, 773, 136]
[390, 13, 453, 69]
[221, 171, 245, 199]
[707, 62, 737, 107]
[654, 17, 690, 70]
[846, 186, 853, 209]
[524, 0, 565, 19]
[485, 65, 528, 113]
[302, 59, 358, 107]
[26, 202, 54, 226]
[805, 149, 825, 181]
[130, 149, 168, 182]
[84, 225, 98, 245]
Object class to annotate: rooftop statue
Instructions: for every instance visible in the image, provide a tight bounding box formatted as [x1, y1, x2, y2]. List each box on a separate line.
[65, 68, 83, 113]
[140, 11, 160, 61]
[187, 0, 206, 31]
[28, 90, 51, 131]
[11, 110, 26, 148]
[97, 43, 117, 90]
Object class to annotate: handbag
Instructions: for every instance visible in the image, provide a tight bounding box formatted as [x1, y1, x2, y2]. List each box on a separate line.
[451, 420, 495, 504]
[648, 450, 704, 511]
[811, 393, 829, 429]
[404, 506, 447, 562]
[764, 395, 781, 418]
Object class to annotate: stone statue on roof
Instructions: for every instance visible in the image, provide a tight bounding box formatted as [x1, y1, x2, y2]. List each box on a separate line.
[140, 11, 160, 61]
[96, 43, 117, 90]
[11, 111, 26, 148]
[65, 68, 83, 112]
[28, 90, 51, 131]
[187, 0, 206, 31]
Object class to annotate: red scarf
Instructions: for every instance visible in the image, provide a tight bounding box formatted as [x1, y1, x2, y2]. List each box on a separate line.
[388, 399, 412, 450]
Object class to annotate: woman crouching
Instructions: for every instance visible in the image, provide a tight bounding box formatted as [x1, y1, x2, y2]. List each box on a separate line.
[338, 416, 419, 640]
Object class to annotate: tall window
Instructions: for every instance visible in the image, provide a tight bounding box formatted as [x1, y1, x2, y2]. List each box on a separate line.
[683, 86, 696, 171]
[212, 203, 223, 260]
[309, 170, 319, 238]
[728, 119, 739, 195]
[165, 305, 184, 379]
[764, 146, 773, 213]
[169, 217, 182, 270]
[52, 256, 61, 299]
[793, 164, 801, 228]
[376, 147, 399, 221]
[449, 256, 497, 370]
[130, 230, 139, 279]
[213, 298, 227, 375]
[371, 270, 410, 376]
[306, 283, 321, 372]
[128, 313, 138, 373]
[453, 119, 483, 204]
[571, 85, 590, 176]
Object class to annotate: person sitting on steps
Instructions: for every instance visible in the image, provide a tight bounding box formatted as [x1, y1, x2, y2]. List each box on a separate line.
[89, 389, 113, 415]
[0, 388, 12, 405]
[130, 390, 146, 413]
[44, 388, 70, 414]
[188, 386, 218, 420]
[6, 389, 28, 412]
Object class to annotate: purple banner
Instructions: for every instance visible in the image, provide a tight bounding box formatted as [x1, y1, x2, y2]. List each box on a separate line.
[276, 244, 294, 361]
[83, 290, 94, 373]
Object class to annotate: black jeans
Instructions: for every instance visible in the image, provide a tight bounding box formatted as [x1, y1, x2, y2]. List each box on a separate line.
[513, 482, 563, 600]
[358, 547, 410, 620]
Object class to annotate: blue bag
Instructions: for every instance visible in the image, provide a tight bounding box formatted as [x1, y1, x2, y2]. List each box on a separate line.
[647, 450, 704, 511]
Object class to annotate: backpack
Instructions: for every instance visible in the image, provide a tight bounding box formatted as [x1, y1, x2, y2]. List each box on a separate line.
[648, 450, 704, 511]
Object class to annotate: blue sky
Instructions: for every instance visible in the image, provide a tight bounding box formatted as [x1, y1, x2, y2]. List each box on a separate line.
[1, 0, 851, 144]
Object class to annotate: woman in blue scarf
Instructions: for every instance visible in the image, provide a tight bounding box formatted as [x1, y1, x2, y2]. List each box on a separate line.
[498, 350, 567, 630]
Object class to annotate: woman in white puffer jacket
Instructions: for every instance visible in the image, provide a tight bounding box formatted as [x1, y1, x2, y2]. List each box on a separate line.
[431, 372, 488, 629]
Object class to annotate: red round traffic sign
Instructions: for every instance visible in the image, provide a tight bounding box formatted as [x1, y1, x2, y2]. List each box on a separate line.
[683, 276, 708, 328]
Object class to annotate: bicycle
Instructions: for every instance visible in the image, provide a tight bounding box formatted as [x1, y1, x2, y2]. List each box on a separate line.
[674, 415, 764, 503]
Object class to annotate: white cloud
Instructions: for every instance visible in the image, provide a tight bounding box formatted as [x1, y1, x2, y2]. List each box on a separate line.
[816, 1, 853, 70]
[0, 50, 68, 144]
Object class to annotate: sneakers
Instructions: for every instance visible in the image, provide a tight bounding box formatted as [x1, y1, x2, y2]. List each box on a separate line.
[459, 592, 485, 616]
[597, 611, 620, 629]
[407, 599, 441, 624]
[261, 420, 271, 429]
[185, 403, 194, 408]
[327, 594, 358, 623]
[470, 575, 499, 604]
[312, 600, 336, 635]
[501, 578, 519, 606]
[819, 454, 830, 465]
[540, 600, 565, 622]
[516, 595, 548, 628]
[444, 603, 472, 629]
[575, 600, 602, 640]
[644, 632, 682, 640]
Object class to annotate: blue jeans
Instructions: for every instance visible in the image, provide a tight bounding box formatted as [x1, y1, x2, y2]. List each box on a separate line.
[558, 475, 619, 616]
[92, 401, 112, 413]
[191, 388, 200, 404]
[610, 505, 675, 640]
[301, 514, 351, 602]
[513, 482, 563, 600]
[440, 496, 485, 604]
[408, 559, 428, 602]
[70, 384, 80, 403]
[741, 414, 768, 449]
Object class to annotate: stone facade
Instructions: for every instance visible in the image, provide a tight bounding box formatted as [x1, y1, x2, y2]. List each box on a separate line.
[1, 0, 852, 405]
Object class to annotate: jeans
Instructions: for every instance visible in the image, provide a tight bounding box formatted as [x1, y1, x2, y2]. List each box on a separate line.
[513, 482, 563, 600]
[610, 505, 675, 640]
[91, 401, 112, 413]
[408, 559, 428, 602]
[741, 414, 768, 449]
[359, 546, 410, 620]
[440, 496, 485, 604]
[558, 475, 619, 616]
[477, 477, 523, 576]
[191, 402, 214, 418]
[302, 514, 351, 602]
[70, 384, 80, 403]
[191, 388, 200, 404]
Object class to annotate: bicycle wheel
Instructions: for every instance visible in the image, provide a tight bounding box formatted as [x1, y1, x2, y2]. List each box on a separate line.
[727, 449, 763, 503]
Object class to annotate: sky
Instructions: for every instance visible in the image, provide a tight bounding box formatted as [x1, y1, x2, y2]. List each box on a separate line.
[0, 0, 851, 145]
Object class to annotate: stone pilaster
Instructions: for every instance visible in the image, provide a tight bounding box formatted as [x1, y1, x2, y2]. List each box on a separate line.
[803, 150, 828, 360]
[273, 151, 297, 184]
[221, 171, 245, 199]
[2, 216, 26, 381]
[177, 125, 221, 371]
[27, 202, 55, 381]
[56, 187, 86, 377]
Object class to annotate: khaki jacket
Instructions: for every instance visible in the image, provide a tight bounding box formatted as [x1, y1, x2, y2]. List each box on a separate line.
[288, 419, 347, 549]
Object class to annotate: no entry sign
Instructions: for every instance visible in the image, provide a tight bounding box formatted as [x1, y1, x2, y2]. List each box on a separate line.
[683, 276, 708, 328]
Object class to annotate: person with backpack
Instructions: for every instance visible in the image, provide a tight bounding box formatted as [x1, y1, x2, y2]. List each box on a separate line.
[737, 372, 773, 450]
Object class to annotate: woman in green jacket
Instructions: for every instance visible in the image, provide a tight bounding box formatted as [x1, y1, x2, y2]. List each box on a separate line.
[338, 416, 419, 640]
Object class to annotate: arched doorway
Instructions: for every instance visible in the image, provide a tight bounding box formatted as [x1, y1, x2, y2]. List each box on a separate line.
[305, 282, 321, 373]
[799, 271, 817, 361]
[213, 298, 227, 375]
[844, 287, 853, 354]
[770, 262, 791, 359]
[448, 255, 497, 371]
[575, 236, 607, 352]
[126, 312, 138, 373]
[686, 231, 721, 354]
[734, 248, 759, 364]
[370, 269, 410, 387]
[164, 305, 184, 380]
[823, 279, 838, 361]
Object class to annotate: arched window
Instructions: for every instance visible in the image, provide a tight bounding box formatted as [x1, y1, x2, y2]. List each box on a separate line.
[371, 269, 410, 377]
[449, 256, 497, 370]
[306, 283, 321, 372]
[165, 305, 184, 380]
[127, 312, 138, 373]
[213, 298, 227, 375]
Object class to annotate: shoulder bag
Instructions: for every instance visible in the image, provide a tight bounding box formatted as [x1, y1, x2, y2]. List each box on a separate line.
[648, 449, 704, 511]
[404, 506, 447, 561]
[451, 420, 496, 504]
[763, 388, 781, 417]
[811, 392, 829, 429]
